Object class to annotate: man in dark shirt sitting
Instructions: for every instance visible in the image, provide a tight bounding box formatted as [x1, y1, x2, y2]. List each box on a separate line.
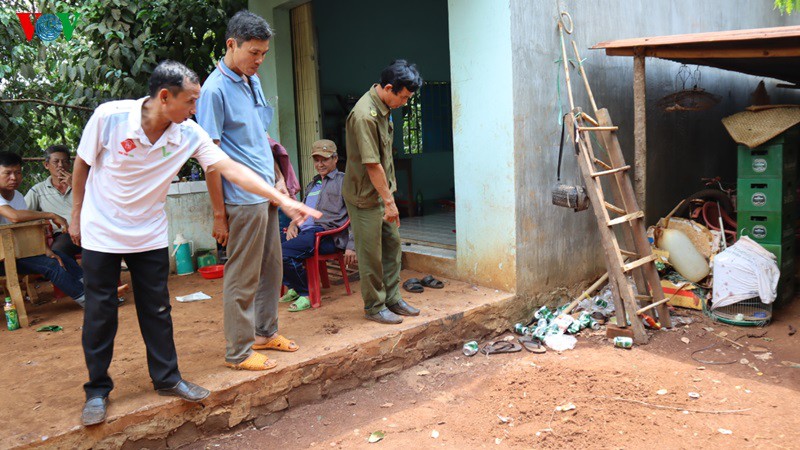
[280, 140, 356, 311]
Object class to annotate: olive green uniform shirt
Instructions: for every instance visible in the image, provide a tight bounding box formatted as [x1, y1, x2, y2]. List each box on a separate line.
[342, 85, 396, 208]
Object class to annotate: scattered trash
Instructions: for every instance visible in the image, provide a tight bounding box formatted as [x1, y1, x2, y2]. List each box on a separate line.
[680, 337, 691, 344]
[754, 352, 773, 361]
[35, 325, 62, 332]
[495, 438, 503, 445]
[175, 292, 212, 302]
[780, 361, 800, 368]
[613, 336, 633, 349]
[431, 430, 439, 439]
[763, 337, 774, 342]
[555, 403, 576, 412]
[380, 403, 393, 408]
[688, 392, 701, 399]
[544, 334, 577, 352]
[368, 431, 385, 443]
[703, 327, 715, 332]
[748, 346, 769, 353]
[497, 414, 511, 423]
[718, 428, 733, 435]
[416, 370, 430, 376]
[462, 341, 479, 356]
[740, 359, 750, 365]
[671, 316, 694, 326]
[656, 389, 668, 396]
[696, 366, 706, 370]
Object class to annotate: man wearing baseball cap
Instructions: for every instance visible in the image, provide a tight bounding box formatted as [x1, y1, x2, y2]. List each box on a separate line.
[279, 139, 357, 312]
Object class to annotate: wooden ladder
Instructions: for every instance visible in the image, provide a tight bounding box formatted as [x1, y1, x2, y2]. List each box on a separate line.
[565, 108, 672, 343]
[556, 16, 670, 343]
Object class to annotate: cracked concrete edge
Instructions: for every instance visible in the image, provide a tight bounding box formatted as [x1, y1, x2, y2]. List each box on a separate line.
[21, 292, 554, 449]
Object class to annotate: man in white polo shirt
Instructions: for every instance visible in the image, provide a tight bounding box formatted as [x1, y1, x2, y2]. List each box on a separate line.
[71, 60, 320, 426]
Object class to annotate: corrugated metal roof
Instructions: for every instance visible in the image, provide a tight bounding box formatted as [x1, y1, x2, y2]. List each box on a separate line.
[592, 25, 800, 85]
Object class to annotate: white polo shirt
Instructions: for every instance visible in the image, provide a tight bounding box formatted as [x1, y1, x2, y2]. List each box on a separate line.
[76, 98, 229, 253]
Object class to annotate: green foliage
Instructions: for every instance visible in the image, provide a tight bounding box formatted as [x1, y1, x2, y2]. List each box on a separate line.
[774, 0, 800, 14]
[0, 0, 245, 190]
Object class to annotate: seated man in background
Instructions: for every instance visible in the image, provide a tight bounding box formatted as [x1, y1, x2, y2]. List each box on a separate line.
[0, 151, 87, 307]
[25, 144, 82, 259]
[280, 140, 356, 312]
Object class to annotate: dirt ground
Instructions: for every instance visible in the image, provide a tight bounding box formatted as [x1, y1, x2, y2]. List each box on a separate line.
[189, 299, 800, 449]
[1, 266, 512, 448]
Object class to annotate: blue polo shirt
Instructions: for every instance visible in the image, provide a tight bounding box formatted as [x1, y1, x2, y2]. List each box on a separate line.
[196, 60, 275, 205]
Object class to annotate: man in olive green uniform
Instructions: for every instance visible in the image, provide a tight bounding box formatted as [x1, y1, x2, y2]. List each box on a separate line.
[343, 60, 423, 324]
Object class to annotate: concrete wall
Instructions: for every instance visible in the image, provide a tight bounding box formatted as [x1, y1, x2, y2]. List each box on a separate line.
[165, 183, 218, 273]
[511, 0, 800, 295]
[449, 0, 517, 290]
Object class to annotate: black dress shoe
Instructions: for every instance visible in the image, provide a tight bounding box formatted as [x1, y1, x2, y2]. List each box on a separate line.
[81, 396, 108, 426]
[156, 380, 210, 402]
[365, 308, 403, 324]
[388, 299, 420, 316]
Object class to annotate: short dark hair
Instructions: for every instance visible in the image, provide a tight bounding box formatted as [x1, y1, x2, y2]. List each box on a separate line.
[0, 151, 22, 168]
[380, 60, 423, 94]
[226, 10, 273, 45]
[44, 144, 70, 162]
[148, 60, 200, 98]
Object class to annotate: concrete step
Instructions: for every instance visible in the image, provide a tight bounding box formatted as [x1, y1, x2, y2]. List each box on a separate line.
[11, 272, 527, 449]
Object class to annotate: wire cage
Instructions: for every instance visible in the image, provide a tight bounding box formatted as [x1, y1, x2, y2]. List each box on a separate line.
[706, 297, 772, 327]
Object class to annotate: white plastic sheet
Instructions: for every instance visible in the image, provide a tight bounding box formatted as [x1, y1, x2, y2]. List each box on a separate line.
[711, 237, 779, 310]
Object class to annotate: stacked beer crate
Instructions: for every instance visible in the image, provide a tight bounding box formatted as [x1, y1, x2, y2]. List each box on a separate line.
[737, 127, 799, 302]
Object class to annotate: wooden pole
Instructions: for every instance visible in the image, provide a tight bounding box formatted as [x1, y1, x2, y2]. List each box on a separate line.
[571, 40, 598, 114]
[557, 22, 575, 111]
[563, 272, 610, 315]
[633, 48, 647, 215]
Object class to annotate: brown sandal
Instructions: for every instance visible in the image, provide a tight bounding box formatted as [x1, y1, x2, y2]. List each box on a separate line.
[252, 334, 299, 352]
[224, 352, 278, 371]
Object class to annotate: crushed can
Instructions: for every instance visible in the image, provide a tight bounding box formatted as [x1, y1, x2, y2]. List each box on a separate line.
[613, 336, 633, 349]
[534, 306, 553, 321]
[463, 341, 479, 356]
[514, 323, 530, 335]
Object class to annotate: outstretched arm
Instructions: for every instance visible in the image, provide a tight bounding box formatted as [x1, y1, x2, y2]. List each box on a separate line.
[208, 158, 321, 225]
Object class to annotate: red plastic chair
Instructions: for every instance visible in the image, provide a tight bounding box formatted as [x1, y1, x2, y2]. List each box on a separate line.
[304, 219, 352, 308]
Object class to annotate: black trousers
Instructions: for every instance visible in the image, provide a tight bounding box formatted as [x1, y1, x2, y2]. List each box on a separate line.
[52, 232, 82, 259]
[81, 248, 182, 400]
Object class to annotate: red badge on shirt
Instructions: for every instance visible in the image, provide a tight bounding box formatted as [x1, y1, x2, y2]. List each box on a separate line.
[121, 139, 136, 152]
[119, 138, 136, 157]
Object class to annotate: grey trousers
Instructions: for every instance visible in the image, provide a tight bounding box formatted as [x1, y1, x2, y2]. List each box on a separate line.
[223, 202, 282, 364]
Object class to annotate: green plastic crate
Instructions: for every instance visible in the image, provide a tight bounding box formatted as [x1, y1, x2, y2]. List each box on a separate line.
[737, 143, 797, 179]
[737, 177, 795, 213]
[737, 210, 794, 244]
[760, 238, 796, 277]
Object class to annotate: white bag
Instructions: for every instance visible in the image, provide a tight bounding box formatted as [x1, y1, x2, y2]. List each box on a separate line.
[711, 237, 779, 310]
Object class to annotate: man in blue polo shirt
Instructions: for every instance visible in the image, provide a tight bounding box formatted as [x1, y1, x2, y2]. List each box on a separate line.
[197, 10, 297, 371]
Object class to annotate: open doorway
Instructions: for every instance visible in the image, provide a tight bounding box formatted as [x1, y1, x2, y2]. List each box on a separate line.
[305, 0, 455, 251]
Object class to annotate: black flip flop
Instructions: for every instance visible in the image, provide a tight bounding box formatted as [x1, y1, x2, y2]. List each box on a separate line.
[519, 336, 546, 354]
[402, 278, 425, 293]
[480, 340, 523, 355]
[420, 275, 444, 289]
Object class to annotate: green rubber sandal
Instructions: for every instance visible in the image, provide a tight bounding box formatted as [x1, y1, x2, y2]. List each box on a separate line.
[288, 296, 311, 312]
[280, 288, 299, 303]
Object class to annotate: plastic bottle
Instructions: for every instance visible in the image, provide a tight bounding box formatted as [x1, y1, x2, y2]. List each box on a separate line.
[190, 165, 200, 181]
[4, 297, 20, 331]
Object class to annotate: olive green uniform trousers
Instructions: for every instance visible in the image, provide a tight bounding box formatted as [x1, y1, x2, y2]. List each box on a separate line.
[345, 201, 402, 314]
